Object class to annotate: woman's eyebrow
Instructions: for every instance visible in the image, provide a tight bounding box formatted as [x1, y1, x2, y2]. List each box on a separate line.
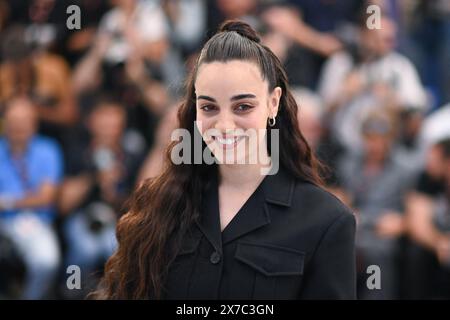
[197, 95, 216, 102]
[197, 93, 257, 102]
[230, 93, 256, 101]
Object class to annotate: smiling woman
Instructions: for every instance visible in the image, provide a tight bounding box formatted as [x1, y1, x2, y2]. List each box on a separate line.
[90, 20, 356, 300]
[195, 60, 279, 167]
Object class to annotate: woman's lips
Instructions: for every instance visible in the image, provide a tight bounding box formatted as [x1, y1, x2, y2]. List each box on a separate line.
[213, 136, 245, 149]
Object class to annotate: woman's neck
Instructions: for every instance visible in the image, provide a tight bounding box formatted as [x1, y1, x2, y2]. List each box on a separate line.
[218, 161, 271, 190]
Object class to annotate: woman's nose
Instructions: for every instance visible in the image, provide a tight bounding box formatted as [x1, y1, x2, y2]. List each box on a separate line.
[214, 111, 236, 132]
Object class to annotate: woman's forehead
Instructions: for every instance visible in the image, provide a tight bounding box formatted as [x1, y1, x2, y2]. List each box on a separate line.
[195, 60, 267, 96]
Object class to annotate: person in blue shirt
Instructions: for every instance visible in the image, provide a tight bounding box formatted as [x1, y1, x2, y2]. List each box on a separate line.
[0, 96, 63, 299]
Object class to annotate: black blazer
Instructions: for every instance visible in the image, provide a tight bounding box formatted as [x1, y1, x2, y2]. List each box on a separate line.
[164, 166, 356, 299]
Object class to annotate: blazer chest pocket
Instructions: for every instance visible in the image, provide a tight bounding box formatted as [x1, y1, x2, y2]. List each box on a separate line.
[234, 241, 305, 299]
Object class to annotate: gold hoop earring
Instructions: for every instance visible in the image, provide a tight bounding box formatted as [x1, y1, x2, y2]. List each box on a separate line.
[268, 117, 276, 127]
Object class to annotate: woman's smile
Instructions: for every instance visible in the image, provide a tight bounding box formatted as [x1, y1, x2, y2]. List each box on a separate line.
[212, 135, 246, 149]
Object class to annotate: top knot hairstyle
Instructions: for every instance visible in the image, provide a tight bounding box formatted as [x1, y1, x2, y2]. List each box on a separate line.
[91, 20, 324, 300]
[219, 20, 261, 43]
[198, 20, 279, 93]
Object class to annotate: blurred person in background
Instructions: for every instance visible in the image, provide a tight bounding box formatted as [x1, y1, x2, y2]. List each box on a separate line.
[405, 138, 450, 299]
[7, 0, 59, 51]
[292, 88, 348, 200]
[404, 0, 450, 108]
[0, 0, 10, 35]
[161, 0, 207, 64]
[337, 111, 415, 299]
[293, 88, 324, 151]
[406, 101, 450, 181]
[59, 0, 112, 67]
[137, 103, 179, 182]
[262, 0, 364, 88]
[72, 0, 173, 147]
[58, 99, 145, 298]
[0, 96, 63, 299]
[207, 0, 259, 36]
[318, 15, 427, 155]
[394, 108, 426, 173]
[72, 0, 170, 101]
[419, 102, 450, 151]
[0, 25, 78, 147]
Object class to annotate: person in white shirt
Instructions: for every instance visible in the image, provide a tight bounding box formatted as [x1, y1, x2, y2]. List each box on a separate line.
[318, 15, 428, 154]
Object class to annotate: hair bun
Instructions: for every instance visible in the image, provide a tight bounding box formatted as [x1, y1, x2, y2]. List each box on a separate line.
[219, 20, 261, 43]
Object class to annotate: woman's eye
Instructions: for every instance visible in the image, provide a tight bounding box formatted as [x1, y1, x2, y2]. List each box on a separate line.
[235, 104, 253, 112]
[200, 105, 216, 112]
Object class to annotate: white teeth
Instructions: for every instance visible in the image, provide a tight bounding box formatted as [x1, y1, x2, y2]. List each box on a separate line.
[216, 136, 241, 145]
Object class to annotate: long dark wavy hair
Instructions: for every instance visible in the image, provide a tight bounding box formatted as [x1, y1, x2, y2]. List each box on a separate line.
[91, 20, 324, 299]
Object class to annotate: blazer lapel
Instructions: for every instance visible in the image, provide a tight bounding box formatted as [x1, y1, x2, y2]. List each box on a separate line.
[196, 165, 297, 248]
[222, 165, 296, 245]
[221, 182, 271, 245]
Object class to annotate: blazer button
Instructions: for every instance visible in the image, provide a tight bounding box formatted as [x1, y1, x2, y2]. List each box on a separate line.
[210, 251, 221, 264]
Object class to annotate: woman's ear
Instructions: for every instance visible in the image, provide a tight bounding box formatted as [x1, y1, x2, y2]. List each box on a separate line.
[270, 86, 282, 117]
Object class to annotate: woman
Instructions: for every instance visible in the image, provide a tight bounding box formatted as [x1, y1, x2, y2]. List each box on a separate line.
[93, 20, 356, 300]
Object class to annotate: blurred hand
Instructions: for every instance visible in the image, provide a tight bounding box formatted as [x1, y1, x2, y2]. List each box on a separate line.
[262, 6, 303, 40]
[376, 211, 405, 238]
[58, 175, 92, 215]
[124, 22, 141, 53]
[262, 6, 341, 56]
[316, 33, 342, 56]
[262, 31, 290, 62]
[435, 235, 450, 266]
[92, 32, 112, 59]
[343, 70, 366, 98]
[125, 54, 147, 83]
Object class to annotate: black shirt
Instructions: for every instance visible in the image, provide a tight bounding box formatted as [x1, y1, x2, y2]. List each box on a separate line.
[163, 165, 356, 299]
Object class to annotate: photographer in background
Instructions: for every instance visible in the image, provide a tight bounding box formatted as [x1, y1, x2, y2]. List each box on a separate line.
[405, 138, 450, 299]
[58, 99, 145, 298]
[261, 0, 363, 88]
[73, 0, 169, 97]
[0, 96, 63, 299]
[337, 111, 415, 299]
[0, 24, 78, 142]
[318, 15, 427, 155]
[72, 0, 172, 149]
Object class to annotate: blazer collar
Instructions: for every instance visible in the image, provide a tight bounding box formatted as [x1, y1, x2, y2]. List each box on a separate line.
[196, 165, 296, 250]
[261, 164, 296, 207]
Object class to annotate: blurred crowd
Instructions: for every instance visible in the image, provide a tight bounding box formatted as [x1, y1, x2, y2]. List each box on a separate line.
[0, 0, 449, 300]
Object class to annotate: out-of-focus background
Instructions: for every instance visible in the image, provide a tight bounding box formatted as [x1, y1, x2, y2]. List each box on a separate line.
[0, 0, 449, 300]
